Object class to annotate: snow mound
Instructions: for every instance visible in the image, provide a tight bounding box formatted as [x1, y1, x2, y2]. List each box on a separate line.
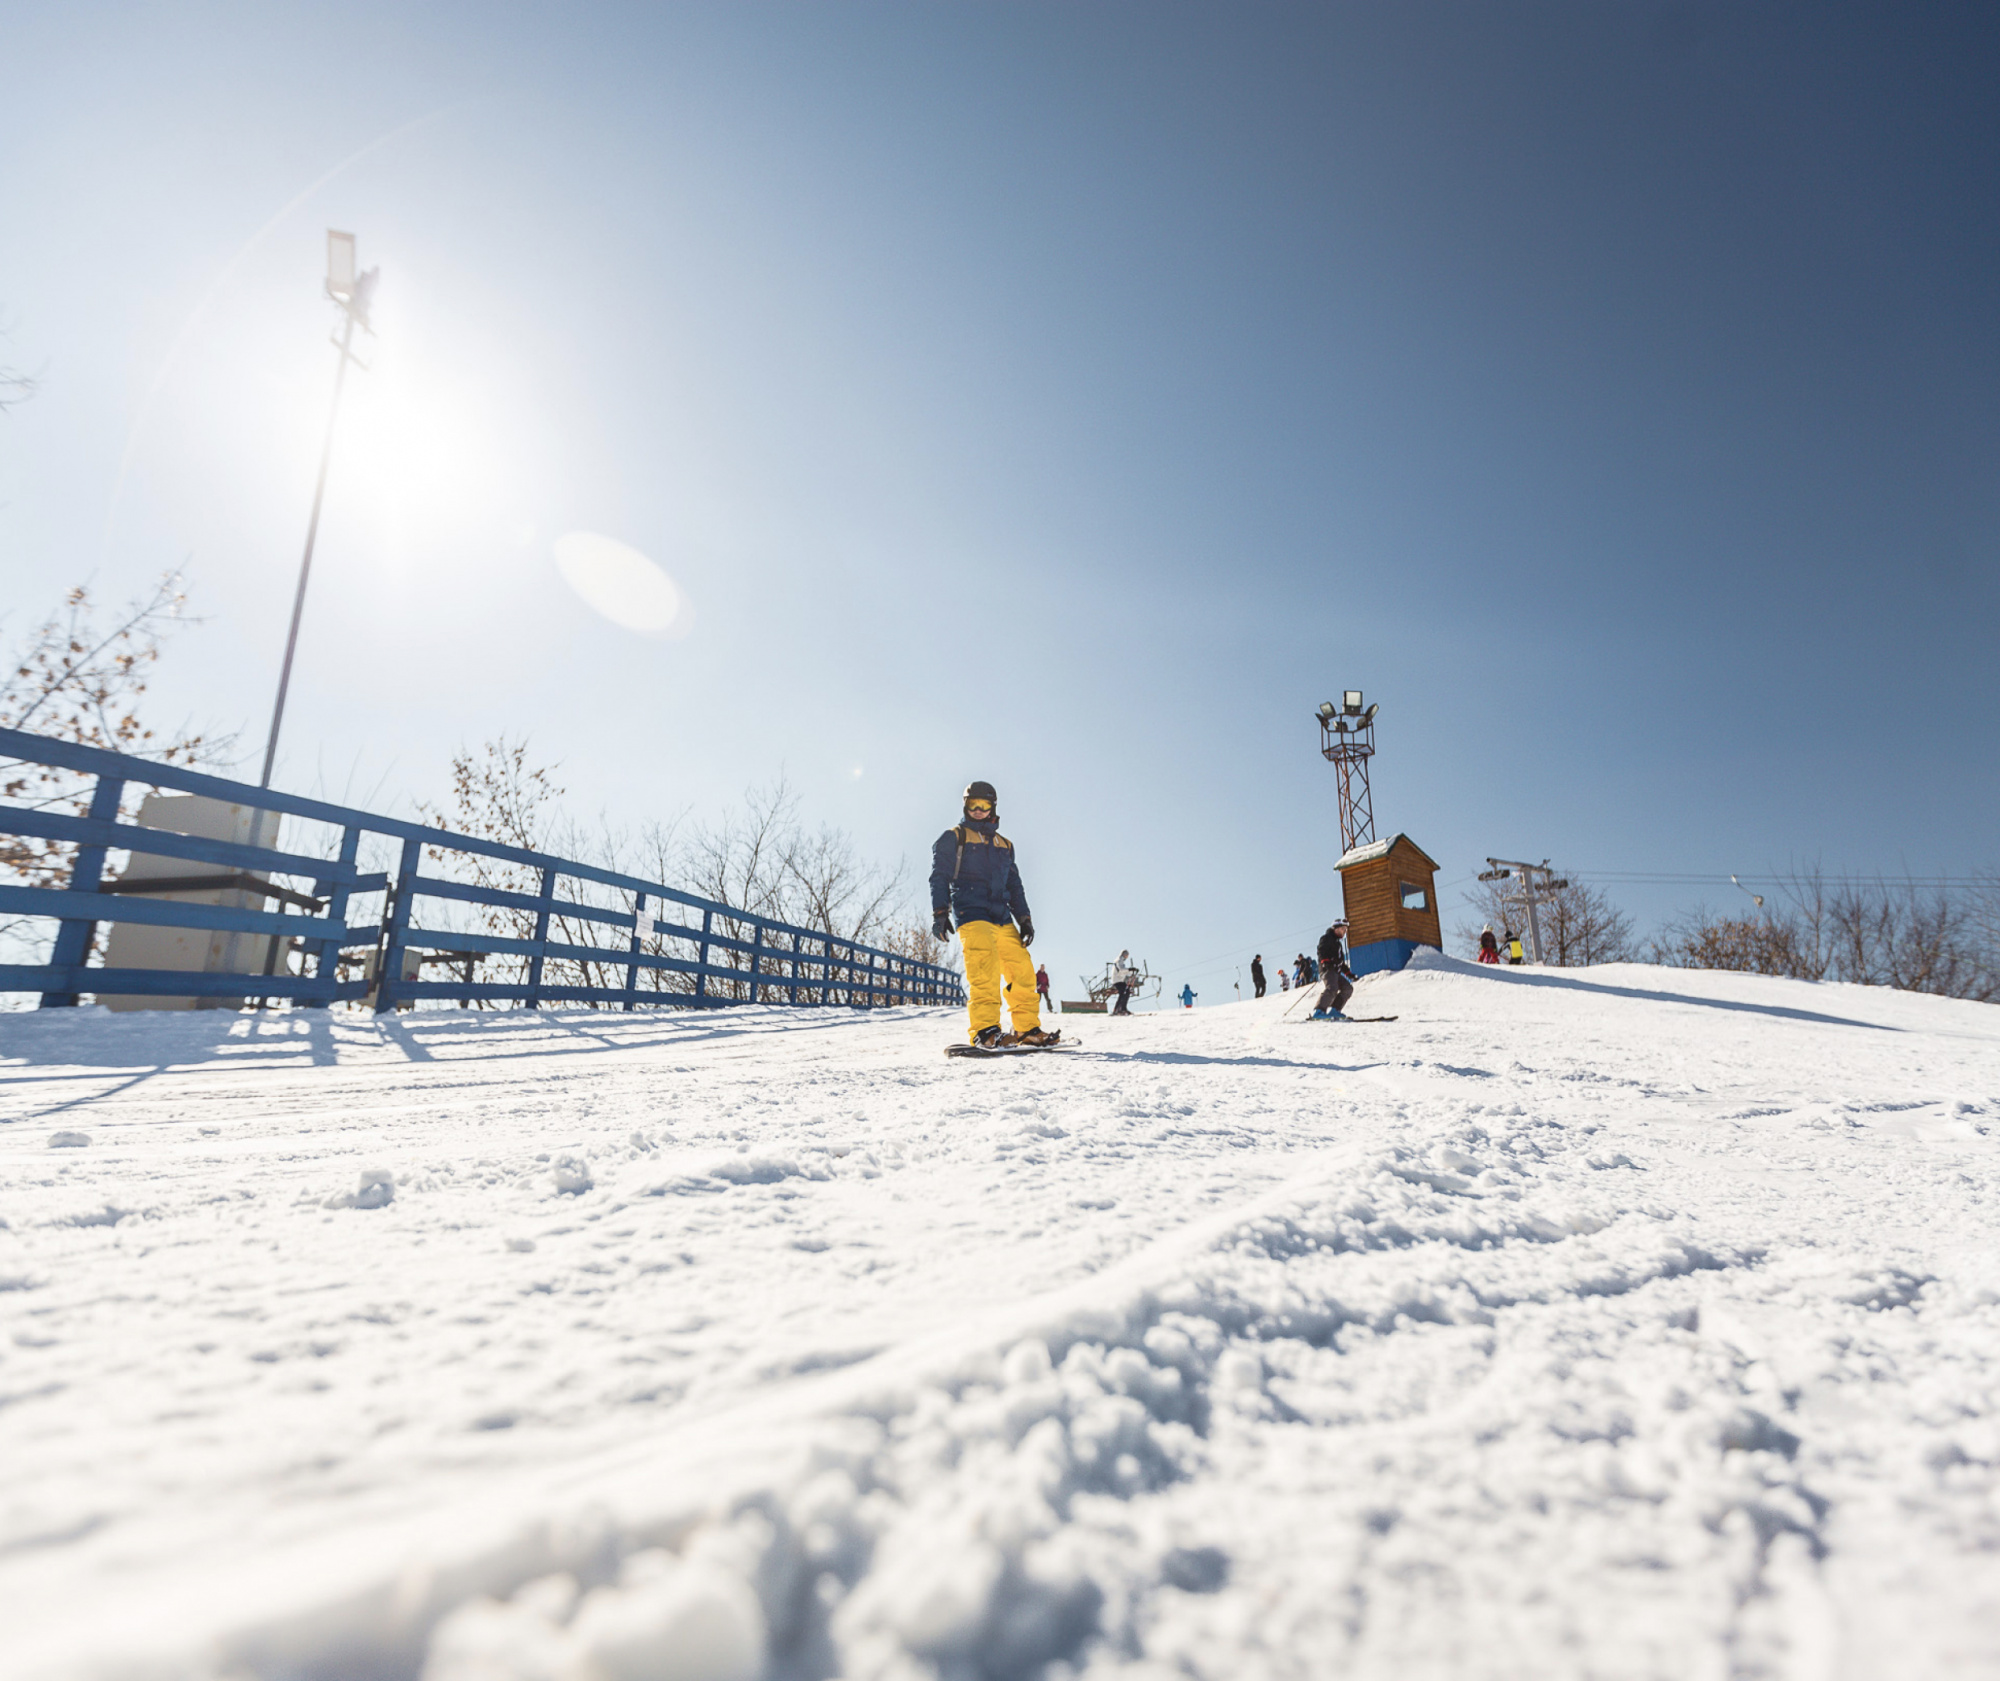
[4, 962, 1999, 1679]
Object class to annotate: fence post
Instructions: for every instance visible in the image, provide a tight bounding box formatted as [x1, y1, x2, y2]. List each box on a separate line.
[305, 823, 362, 1007]
[696, 908, 712, 1004]
[524, 865, 557, 1009]
[790, 930, 802, 1006]
[623, 891, 646, 1013]
[39, 774, 127, 1008]
[748, 924, 765, 1005]
[374, 835, 422, 1013]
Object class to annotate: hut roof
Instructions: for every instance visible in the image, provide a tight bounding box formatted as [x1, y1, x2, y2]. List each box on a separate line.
[1334, 833, 1440, 873]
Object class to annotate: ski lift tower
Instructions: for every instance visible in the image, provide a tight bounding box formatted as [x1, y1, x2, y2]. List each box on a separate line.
[1316, 691, 1379, 851]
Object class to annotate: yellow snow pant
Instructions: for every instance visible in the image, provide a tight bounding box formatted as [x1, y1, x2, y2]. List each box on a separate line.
[960, 919, 1040, 1040]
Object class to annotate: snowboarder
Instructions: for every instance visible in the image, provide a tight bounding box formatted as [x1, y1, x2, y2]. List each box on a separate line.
[1477, 925, 1501, 964]
[1179, 983, 1197, 1009]
[930, 781, 1056, 1048]
[1250, 954, 1266, 998]
[1111, 949, 1136, 1015]
[1311, 920, 1356, 1020]
[1035, 963, 1051, 1011]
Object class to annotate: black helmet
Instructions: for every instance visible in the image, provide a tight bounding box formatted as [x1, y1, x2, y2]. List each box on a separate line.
[964, 780, 997, 804]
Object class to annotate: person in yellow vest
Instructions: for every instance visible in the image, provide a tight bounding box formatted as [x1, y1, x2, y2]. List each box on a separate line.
[930, 781, 1057, 1048]
[1506, 928, 1525, 965]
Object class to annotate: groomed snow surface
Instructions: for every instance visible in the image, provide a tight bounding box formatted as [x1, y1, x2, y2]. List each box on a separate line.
[4, 953, 1999, 1681]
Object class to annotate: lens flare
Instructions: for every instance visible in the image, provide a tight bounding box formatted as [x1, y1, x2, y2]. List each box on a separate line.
[552, 532, 687, 636]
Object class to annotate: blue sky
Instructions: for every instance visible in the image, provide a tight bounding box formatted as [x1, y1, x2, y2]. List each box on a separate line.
[3, 3, 1996, 1005]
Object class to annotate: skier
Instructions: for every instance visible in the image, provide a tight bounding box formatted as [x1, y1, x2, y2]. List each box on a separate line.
[1293, 953, 1308, 989]
[1505, 929, 1525, 965]
[1477, 925, 1501, 964]
[1179, 983, 1197, 1009]
[930, 781, 1056, 1048]
[1111, 949, 1136, 1016]
[1311, 919, 1356, 1020]
[1277, 966, 1289, 992]
[1035, 963, 1051, 1011]
[1250, 954, 1266, 998]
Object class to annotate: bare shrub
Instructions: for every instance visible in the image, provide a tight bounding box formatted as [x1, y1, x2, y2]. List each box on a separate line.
[1653, 867, 1997, 1002]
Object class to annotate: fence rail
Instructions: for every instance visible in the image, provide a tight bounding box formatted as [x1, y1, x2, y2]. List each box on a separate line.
[0, 726, 964, 1014]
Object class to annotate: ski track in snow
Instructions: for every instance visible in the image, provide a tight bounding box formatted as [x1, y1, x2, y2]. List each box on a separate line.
[2, 953, 1998, 1680]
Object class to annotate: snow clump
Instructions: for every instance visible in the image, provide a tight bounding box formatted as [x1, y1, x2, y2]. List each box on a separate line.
[48, 1130, 90, 1148]
[552, 1154, 594, 1195]
[323, 1168, 395, 1211]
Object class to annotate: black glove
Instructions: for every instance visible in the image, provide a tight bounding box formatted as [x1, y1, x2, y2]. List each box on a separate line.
[1017, 919, 1034, 949]
[932, 909, 952, 941]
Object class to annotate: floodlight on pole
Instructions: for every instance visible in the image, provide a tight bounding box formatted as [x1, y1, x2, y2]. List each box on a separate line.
[1316, 689, 1377, 852]
[326, 230, 356, 300]
[1731, 874, 1765, 909]
[258, 230, 377, 789]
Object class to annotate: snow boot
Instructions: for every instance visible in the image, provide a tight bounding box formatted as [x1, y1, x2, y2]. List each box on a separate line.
[1015, 1027, 1062, 1048]
[971, 1025, 1005, 1048]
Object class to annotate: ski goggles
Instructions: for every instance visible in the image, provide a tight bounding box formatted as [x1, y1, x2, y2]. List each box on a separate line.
[964, 799, 994, 817]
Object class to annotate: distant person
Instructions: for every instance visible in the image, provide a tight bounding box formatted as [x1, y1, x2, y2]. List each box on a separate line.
[1250, 954, 1266, 998]
[1477, 926, 1501, 965]
[1035, 963, 1051, 1010]
[1277, 967, 1289, 993]
[1312, 918, 1356, 1020]
[929, 779, 1056, 1048]
[1111, 948, 1136, 1015]
[1305, 955, 1319, 984]
[1179, 983, 1197, 1009]
[1505, 929, 1525, 965]
[1294, 953, 1308, 989]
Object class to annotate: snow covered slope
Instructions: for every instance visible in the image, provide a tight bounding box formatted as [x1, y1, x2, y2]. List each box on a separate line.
[3, 955, 1998, 1680]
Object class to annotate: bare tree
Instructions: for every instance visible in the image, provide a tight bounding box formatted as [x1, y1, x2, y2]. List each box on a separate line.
[419, 736, 677, 1000]
[1653, 867, 1997, 1001]
[673, 779, 926, 1003]
[0, 329, 36, 413]
[1, 577, 224, 899]
[415, 748, 940, 1008]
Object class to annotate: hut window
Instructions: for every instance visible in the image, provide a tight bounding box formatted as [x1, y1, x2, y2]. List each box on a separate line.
[1399, 881, 1429, 912]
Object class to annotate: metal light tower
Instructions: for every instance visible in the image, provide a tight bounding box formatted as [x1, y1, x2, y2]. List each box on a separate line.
[1316, 690, 1379, 852]
[259, 230, 377, 788]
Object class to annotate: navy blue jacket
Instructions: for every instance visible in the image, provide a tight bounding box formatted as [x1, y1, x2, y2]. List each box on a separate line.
[931, 819, 1031, 929]
[1317, 927, 1354, 977]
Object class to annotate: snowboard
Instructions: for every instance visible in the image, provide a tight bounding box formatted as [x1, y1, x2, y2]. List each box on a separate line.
[945, 1036, 1072, 1058]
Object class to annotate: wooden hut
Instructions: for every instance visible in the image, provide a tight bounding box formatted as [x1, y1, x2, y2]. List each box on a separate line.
[1334, 833, 1442, 976]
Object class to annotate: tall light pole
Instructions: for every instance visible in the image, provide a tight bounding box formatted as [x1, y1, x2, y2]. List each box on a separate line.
[1315, 691, 1380, 852]
[259, 230, 376, 789]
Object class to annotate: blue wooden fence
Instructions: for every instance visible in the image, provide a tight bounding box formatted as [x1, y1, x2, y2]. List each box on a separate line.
[0, 727, 964, 1013]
